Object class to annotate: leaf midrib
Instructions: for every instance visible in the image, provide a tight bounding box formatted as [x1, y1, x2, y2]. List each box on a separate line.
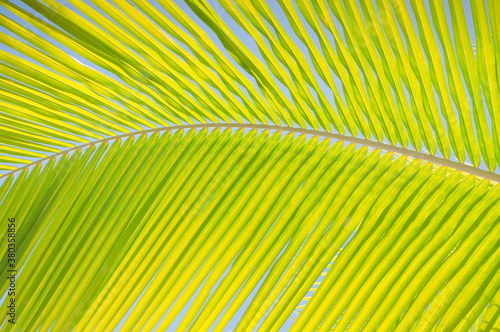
[2, 123, 499, 183]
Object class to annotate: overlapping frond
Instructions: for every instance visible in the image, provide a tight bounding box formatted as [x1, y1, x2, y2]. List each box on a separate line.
[0, 129, 498, 331]
[0, 0, 499, 173]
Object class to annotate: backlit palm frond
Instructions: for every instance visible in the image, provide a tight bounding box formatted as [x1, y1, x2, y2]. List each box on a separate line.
[1, 129, 499, 331]
[0, 0, 499, 171]
[0, 0, 499, 331]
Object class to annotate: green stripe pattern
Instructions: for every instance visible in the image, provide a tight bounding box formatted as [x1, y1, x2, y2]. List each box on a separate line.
[0, 129, 499, 331]
[0, 0, 499, 172]
[0, 0, 500, 330]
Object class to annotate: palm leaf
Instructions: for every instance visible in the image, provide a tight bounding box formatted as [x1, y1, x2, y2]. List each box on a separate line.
[0, 0, 499, 330]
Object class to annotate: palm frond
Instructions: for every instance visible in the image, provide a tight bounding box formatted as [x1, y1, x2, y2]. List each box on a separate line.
[0, 129, 499, 331]
[0, 0, 499, 172]
[0, 0, 499, 330]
